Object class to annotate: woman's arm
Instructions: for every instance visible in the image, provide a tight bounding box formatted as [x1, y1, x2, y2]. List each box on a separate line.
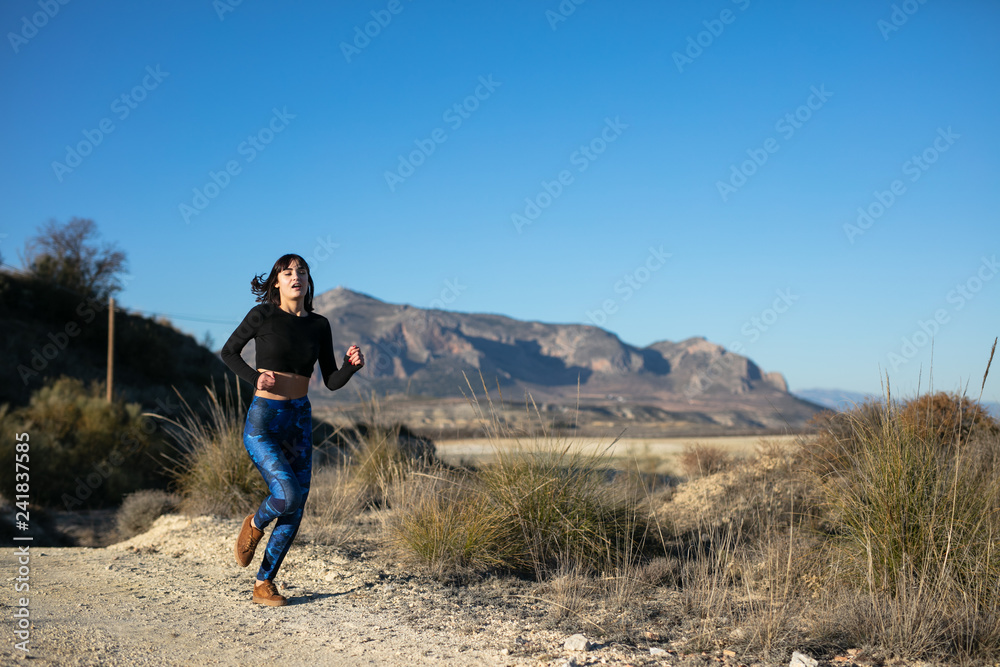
[318, 319, 361, 391]
[221, 306, 264, 389]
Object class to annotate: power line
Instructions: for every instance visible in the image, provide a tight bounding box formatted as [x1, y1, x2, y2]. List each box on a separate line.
[124, 308, 239, 325]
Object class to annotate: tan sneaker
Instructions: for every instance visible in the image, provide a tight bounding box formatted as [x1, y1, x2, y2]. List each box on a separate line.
[234, 514, 264, 567]
[253, 579, 288, 606]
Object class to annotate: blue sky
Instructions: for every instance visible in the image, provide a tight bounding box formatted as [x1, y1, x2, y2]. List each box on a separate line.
[2, 0, 998, 402]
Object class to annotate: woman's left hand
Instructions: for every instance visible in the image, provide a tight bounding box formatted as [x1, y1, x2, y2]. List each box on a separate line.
[347, 344, 364, 368]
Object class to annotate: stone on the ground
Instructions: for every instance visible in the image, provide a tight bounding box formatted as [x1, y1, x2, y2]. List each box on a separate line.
[650, 647, 667, 655]
[790, 651, 818, 667]
[564, 634, 590, 651]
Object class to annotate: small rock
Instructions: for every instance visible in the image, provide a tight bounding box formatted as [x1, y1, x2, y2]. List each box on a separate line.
[564, 634, 590, 652]
[790, 651, 818, 667]
[723, 650, 737, 658]
[650, 647, 667, 656]
[644, 631, 661, 641]
[499, 648, 509, 655]
[553, 659, 576, 667]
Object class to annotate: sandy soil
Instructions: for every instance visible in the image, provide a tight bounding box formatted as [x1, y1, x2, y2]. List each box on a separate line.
[434, 435, 805, 471]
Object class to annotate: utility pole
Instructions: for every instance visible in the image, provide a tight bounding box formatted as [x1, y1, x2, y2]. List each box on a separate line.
[107, 296, 114, 402]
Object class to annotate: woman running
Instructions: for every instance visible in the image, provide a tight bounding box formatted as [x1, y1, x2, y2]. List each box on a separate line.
[221, 253, 364, 606]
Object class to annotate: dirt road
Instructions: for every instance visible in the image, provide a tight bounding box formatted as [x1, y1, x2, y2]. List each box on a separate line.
[1, 515, 657, 666]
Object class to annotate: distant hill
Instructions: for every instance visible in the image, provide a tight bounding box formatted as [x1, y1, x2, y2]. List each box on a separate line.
[0, 271, 231, 411]
[795, 388, 1000, 421]
[229, 287, 825, 434]
[793, 388, 874, 412]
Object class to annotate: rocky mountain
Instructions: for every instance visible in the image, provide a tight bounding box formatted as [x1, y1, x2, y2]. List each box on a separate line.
[232, 287, 824, 434]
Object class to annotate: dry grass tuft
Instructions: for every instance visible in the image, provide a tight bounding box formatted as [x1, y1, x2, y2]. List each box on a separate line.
[149, 378, 265, 518]
[678, 442, 733, 478]
[300, 466, 367, 548]
[387, 374, 654, 592]
[798, 345, 1000, 661]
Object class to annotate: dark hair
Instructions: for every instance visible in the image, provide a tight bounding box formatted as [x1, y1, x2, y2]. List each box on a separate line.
[250, 254, 315, 311]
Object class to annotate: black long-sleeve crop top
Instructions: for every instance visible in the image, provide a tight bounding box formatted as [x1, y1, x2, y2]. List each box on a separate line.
[220, 303, 361, 392]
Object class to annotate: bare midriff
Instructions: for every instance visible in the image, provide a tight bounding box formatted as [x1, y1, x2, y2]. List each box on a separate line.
[254, 369, 310, 400]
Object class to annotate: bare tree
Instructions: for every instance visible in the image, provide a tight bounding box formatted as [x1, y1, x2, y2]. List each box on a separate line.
[21, 218, 128, 301]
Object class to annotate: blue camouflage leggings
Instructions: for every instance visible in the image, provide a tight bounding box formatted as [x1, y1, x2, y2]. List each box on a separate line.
[242, 394, 312, 581]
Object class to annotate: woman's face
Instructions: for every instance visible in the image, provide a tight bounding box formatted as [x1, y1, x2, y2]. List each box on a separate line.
[274, 259, 309, 303]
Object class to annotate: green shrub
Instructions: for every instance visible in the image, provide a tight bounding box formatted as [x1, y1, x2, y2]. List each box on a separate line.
[0, 376, 169, 508]
[385, 373, 655, 581]
[805, 388, 1000, 659]
[384, 466, 511, 577]
[480, 442, 652, 577]
[386, 446, 653, 580]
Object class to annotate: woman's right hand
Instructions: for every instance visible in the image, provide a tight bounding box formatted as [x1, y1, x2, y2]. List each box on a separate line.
[256, 371, 276, 392]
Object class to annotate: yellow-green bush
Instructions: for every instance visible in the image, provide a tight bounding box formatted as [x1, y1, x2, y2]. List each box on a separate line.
[384, 375, 656, 581]
[385, 446, 654, 580]
[805, 390, 1000, 659]
[0, 376, 169, 508]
